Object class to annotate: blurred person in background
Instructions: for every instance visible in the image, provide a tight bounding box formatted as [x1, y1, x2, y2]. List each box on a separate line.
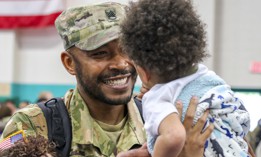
[0, 103, 12, 134]
[36, 91, 53, 103]
[4, 99, 17, 115]
[18, 100, 30, 109]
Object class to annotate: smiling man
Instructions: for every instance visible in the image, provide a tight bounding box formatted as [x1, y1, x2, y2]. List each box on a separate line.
[0, 2, 146, 157]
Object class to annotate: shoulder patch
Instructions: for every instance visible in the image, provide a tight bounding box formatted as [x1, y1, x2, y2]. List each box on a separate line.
[0, 130, 25, 150]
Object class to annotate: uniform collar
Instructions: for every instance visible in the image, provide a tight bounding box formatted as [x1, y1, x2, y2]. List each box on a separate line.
[65, 89, 146, 156]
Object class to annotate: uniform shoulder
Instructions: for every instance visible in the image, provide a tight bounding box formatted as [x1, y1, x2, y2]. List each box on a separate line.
[16, 104, 43, 116]
[0, 104, 47, 140]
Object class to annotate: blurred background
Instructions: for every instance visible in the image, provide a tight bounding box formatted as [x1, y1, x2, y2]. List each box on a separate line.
[0, 0, 260, 131]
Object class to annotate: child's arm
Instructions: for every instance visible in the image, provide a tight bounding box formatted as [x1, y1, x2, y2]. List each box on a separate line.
[153, 112, 186, 157]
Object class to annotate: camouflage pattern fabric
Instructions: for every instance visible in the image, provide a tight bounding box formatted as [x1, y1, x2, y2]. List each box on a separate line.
[0, 89, 146, 156]
[55, 2, 126, 51]
[246, 123, 261, 152]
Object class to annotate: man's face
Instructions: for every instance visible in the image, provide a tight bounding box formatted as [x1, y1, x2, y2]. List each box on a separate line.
[70, 40, 137, 105]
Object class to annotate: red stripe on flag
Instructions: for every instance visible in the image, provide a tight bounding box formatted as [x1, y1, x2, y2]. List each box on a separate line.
[0, 12, 61, 29]
[0, 138, 12, 150]
[0, 131, 24, 151]
[0, 0, 49, 1]
[0, 0, 48, 1]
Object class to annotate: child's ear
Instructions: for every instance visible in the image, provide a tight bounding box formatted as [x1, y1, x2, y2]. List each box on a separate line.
[135, 65, 150, 85]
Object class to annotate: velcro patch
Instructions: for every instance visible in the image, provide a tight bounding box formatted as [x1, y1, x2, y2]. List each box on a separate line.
[0, 130, 25, 151]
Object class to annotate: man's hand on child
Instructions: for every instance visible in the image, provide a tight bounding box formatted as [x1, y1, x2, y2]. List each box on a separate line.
[176, 96, 214, 157]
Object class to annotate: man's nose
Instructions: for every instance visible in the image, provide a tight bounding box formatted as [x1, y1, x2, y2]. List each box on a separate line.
[109, 54, 129, 70]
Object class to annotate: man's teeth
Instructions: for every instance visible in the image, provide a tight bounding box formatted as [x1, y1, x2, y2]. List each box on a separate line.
[105, 77, 127, 86]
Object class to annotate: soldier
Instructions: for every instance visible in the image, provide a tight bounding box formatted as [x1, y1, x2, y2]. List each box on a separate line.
[0, 2, 214, 157]
[1, 3, 144, 156]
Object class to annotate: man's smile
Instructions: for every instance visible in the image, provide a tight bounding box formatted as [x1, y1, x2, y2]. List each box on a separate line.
[103, 74, 131, 89]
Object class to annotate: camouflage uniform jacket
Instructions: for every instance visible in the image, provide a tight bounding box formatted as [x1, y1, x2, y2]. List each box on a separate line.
[246, 123, 261, 152]
[0, 89, 146, 156]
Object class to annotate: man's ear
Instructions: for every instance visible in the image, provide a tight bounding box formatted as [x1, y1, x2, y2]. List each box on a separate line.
[61, 51, 76, 75]
[135, 65, 150, 85]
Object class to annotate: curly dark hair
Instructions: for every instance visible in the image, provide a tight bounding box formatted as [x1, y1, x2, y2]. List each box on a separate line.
[120, 0, 208, 82]
[0, 135, 57, 157]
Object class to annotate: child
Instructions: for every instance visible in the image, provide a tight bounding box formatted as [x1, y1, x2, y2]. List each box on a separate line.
[120, 0, 250, 156]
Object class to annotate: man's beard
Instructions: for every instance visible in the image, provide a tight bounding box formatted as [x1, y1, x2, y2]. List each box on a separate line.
[77, 66, 137, 106]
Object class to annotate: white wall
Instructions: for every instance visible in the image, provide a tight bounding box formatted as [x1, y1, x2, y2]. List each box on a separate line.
[0, 31, 15, 83]
[193, 0, 216, 70]
[14, 27, 74, 84]
[0, 31, 16, 96]
[214, 0, 261, 89]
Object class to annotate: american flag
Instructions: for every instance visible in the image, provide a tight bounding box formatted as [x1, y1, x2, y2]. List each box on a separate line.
[0, 0, 65, 29]
[0, 131, 24, 151]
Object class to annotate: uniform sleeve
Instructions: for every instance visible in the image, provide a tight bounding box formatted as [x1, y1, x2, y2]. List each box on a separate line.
[0, 105, 47, 141]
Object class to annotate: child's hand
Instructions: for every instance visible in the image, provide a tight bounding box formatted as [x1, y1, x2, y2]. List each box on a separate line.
[176, 96, 214, 157]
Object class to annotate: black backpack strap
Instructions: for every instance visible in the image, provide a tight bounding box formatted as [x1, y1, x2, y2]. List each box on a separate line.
[134, 96, 144, 123]
[38, 98, 72, 157]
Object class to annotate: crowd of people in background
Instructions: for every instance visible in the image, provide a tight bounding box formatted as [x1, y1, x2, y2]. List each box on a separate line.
[0, 91, 54, 134]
